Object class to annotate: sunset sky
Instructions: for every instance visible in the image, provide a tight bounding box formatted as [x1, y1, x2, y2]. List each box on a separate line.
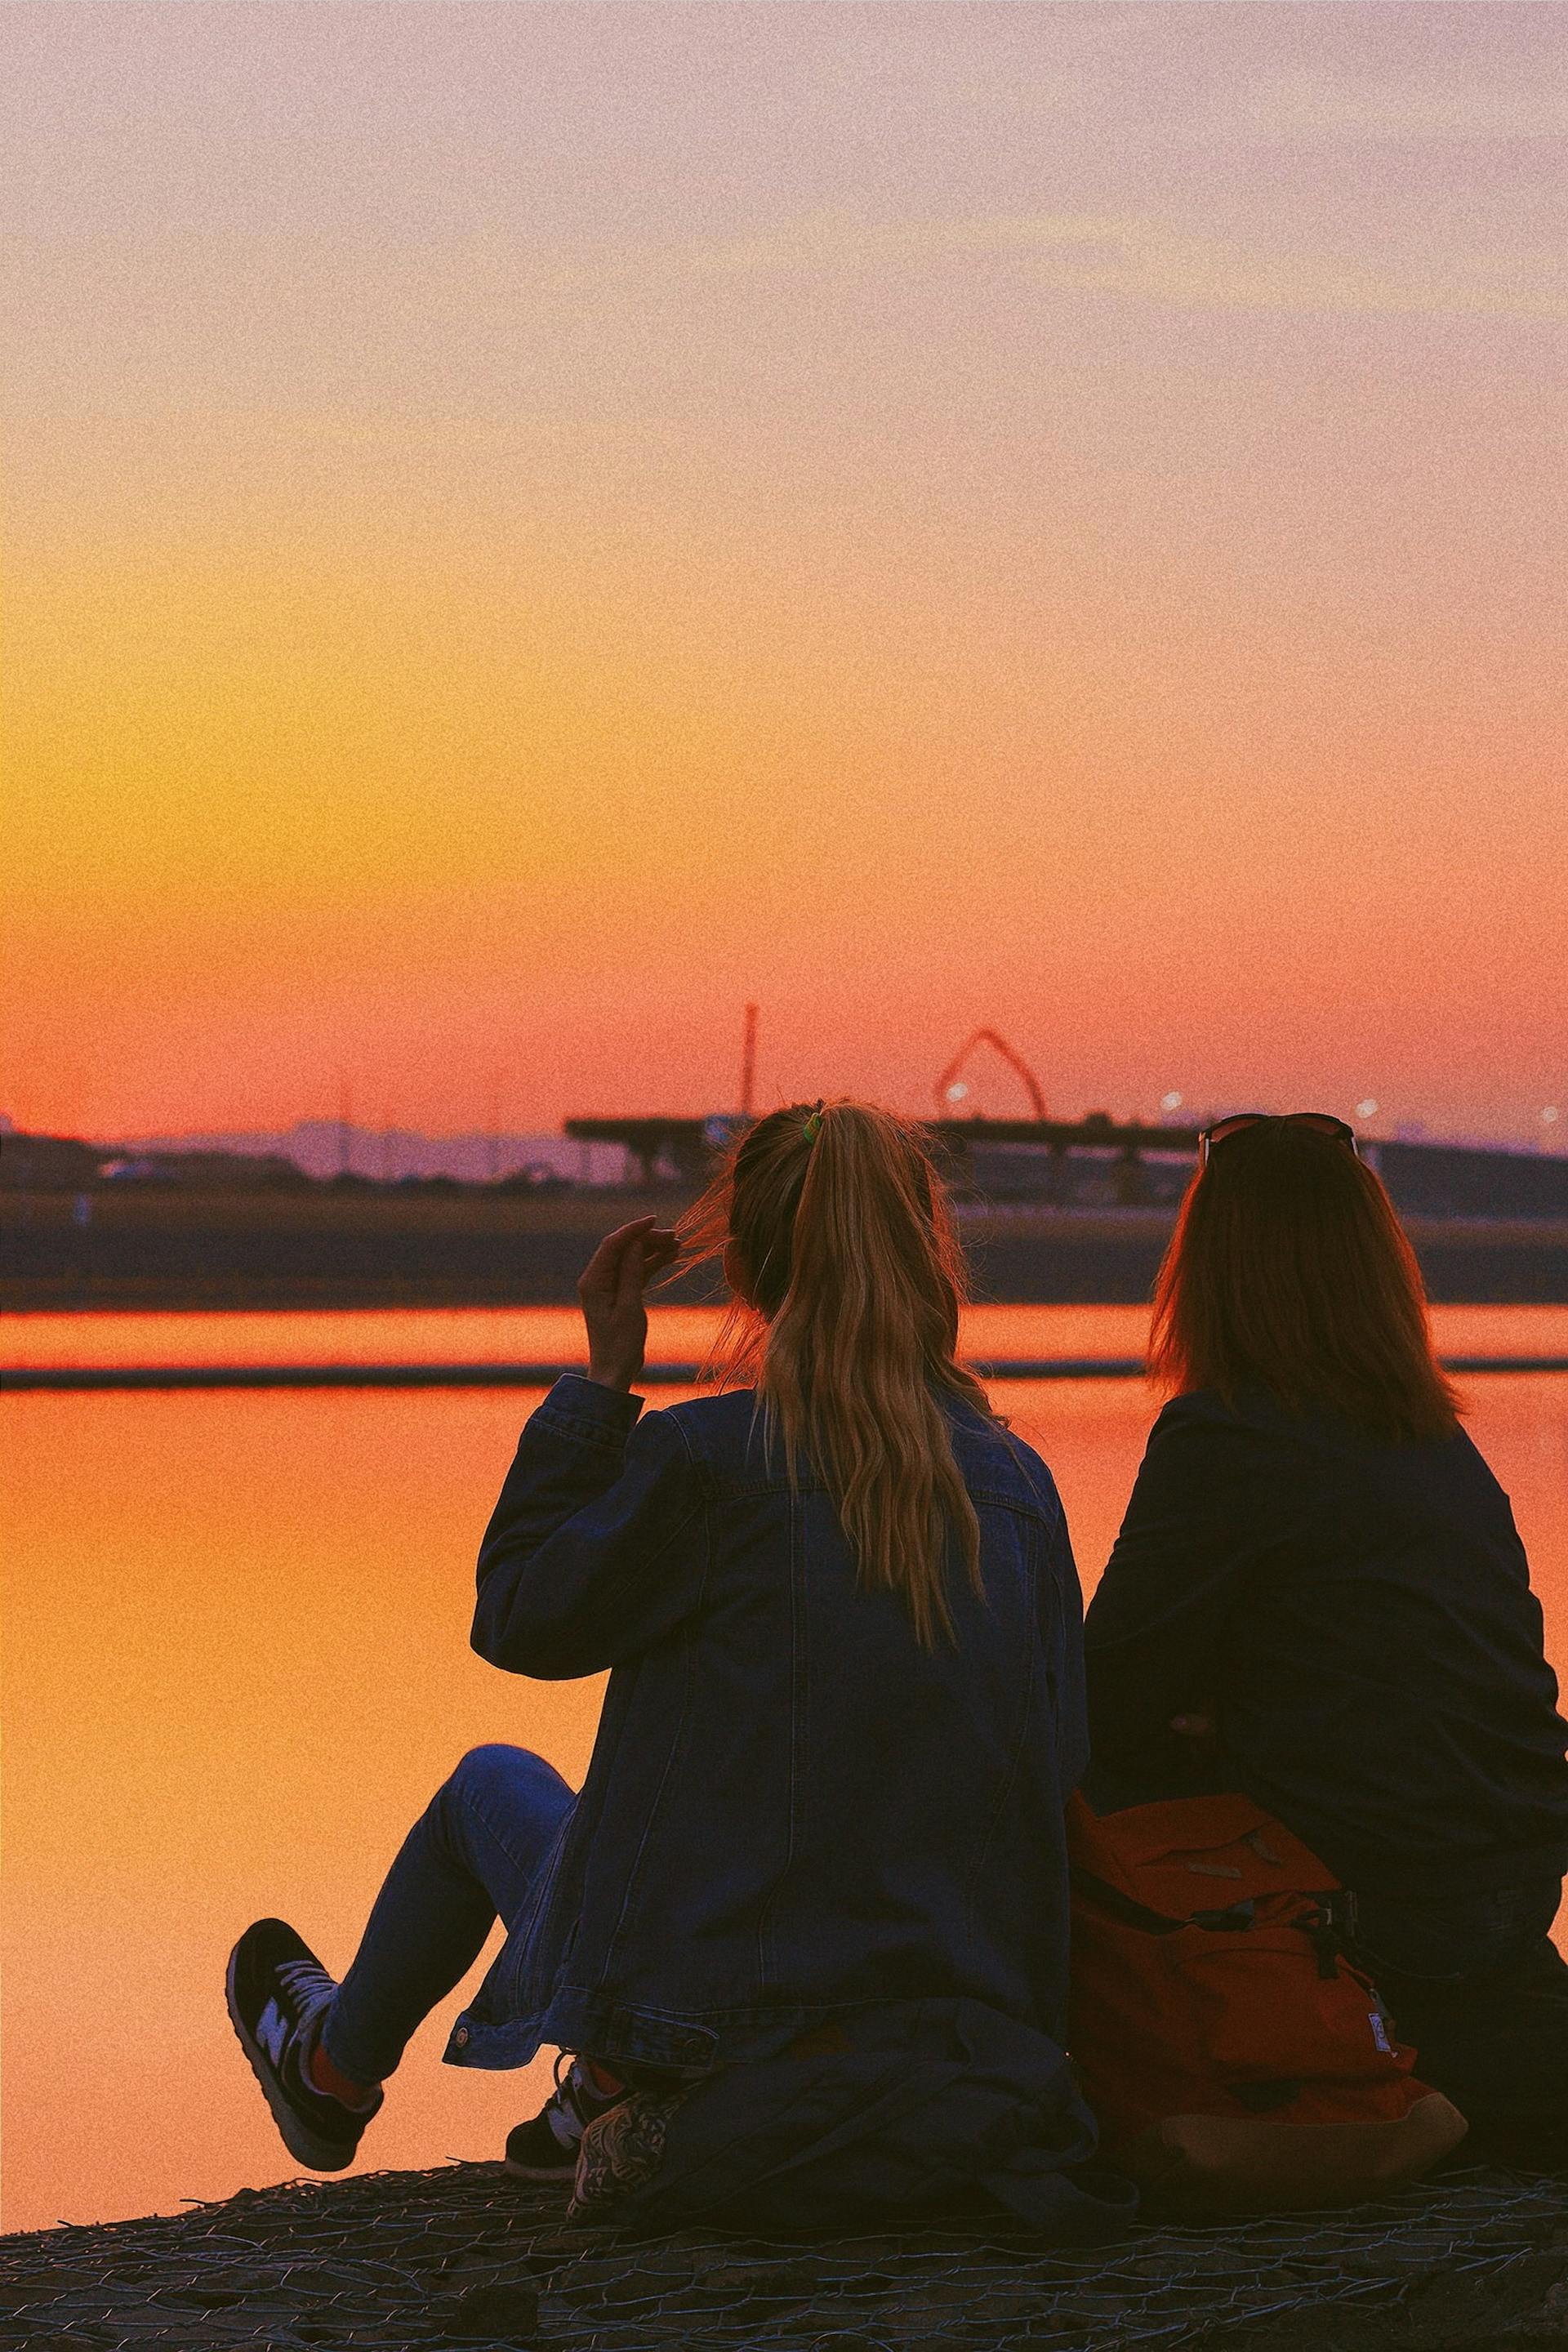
[6, 2, 1566, 1146]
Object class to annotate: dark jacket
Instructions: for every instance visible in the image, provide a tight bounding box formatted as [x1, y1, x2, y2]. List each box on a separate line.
[564, 2005, 1136, 2241]
[1082, 1388, 1568, 1897]
[446, 1374, 1092, 2094]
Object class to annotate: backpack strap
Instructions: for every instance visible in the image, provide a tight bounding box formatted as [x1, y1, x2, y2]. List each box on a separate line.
[1070, 1867, 1187, 1935]
[1075, 1866, 1348, 1978]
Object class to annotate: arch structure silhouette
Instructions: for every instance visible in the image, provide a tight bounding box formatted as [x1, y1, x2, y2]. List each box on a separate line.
[933, 1031, 1047, 1121]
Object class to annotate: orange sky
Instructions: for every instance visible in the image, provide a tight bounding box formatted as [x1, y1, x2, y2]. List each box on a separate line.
[5, 3, 1566, 1145]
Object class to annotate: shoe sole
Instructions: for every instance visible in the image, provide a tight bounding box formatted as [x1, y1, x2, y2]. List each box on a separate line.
[503, 2154, 577, 2182]
[225, 1944, 359, 2173]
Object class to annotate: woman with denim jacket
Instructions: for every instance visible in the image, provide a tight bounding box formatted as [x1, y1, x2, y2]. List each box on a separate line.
[228, 1102, 1133, 2237]
[1084, 1114, 1568, 2166]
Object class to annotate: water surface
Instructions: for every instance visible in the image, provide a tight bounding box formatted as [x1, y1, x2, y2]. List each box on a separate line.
[5, 1307, 1566, 2232]
[9, 1302, 1565, 1370]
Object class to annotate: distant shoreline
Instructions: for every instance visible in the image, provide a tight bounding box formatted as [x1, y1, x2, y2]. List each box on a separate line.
[5, 1194, 1567, 1311]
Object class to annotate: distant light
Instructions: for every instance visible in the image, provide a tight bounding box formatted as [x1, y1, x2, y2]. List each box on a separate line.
[946, 1081, 969, 1102]
[1356, 1098, 1379, 1119]
[1544, 1106, 1561, 1125]
[1160, 1090, 1183, 1112]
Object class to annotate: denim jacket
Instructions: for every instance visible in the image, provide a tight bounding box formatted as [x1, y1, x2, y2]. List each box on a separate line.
[445, 1375, 1089, 2081]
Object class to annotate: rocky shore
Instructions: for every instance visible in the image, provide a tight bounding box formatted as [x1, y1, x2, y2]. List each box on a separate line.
[4, 2163, 1567, 2352]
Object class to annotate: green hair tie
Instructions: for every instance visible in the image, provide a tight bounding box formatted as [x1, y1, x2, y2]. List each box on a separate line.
[802, 1102, 824, 1143]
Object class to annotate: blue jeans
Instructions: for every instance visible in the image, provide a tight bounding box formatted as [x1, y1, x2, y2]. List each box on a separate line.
[322, 1745, 574, 2087]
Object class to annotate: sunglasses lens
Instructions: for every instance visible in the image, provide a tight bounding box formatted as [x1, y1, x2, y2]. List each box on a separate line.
[1200, 1111, 1360, 1163]
[1289, 1114, 1350, 1138]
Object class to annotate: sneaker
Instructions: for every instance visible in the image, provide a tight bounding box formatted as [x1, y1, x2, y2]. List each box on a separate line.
[504, 2055, 625, 2179]
[225, 1918, 382, 2172]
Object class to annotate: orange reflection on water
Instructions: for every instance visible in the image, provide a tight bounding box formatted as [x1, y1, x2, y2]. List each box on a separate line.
[3, 1323, 1566, 2233]
[5, 1301, 1565, 1370]
[2, 1384, 589, 2234]
[0, 1303, 728, 1370]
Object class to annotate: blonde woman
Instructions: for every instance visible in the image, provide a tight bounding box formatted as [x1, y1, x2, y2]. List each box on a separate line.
[228, 1104, 1130, 2236]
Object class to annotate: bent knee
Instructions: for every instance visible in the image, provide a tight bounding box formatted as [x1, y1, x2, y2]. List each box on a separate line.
[452, 1742, 535, 1795]
[449, 1743, 568, 1808]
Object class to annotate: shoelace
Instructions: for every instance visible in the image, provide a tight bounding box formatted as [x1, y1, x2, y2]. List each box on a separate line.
[549, 2051, 618, 2138]
[551, 2050, 590, 2125]
[276, 1956, 336, 2022]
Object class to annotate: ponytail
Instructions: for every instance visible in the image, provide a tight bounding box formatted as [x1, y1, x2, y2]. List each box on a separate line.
[676, 1102, 994, 1646]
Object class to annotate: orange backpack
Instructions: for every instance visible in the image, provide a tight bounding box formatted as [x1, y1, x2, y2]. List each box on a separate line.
[1067, 1788, 1468, 2212]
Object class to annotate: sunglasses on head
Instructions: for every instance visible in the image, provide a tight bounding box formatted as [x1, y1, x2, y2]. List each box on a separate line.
[1198, 1112, 1360, 1168]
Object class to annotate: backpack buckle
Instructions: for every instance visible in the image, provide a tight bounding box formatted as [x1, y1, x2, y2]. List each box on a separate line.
[1191, 1898, 1257, 1932]
[1301, 1897, 1348, 1980]
[1318, 1888, 1361, 1944]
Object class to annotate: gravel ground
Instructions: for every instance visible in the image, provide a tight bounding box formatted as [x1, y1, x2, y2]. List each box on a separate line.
[4, 2164, 1568, 2352]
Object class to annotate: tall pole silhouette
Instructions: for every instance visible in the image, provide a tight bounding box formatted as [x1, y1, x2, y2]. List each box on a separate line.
[740, 1004, 758, 1121]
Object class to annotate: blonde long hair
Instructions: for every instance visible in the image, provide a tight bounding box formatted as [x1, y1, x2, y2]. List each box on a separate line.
[676, 1101, 996, 1646]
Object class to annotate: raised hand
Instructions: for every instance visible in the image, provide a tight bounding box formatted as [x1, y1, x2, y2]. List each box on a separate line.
[577, 1217, 680, 1392]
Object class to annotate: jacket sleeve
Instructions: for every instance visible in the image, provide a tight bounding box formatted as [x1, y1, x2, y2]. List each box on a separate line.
[1046, 1503, 1090, 1797]
[1005, 1432, 1091, 1796]
[472, 1376, 709, 1680]
[1082, 1402, 1287, 1791]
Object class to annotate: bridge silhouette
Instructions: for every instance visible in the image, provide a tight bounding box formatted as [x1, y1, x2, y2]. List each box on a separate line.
[564, 1112, 1203, 1190]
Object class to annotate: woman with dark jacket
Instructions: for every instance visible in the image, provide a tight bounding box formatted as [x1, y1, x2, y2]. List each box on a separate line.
[227, 1103, 1132, 2237]
[1084, 1112, 1568, 2164]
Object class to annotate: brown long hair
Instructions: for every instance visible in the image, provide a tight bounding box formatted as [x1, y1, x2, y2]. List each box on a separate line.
[1149, 1121, 1460, 1444]
[676, 1102, 996, 1646]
